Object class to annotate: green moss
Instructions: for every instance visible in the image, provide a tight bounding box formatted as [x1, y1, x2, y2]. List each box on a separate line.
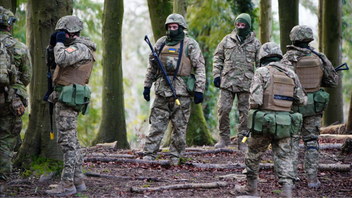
[272, 190, 282, 194]
[21, 155, 63, 178]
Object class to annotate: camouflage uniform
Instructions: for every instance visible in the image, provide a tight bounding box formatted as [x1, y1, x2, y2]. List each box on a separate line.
[281, 25, 338, 184]
[235, 42, 307, 197]
[0, 7, 32, 186]
[213, 22, 261, 147]
[143, 14, 206, 163]
[46, 16, 96, 196]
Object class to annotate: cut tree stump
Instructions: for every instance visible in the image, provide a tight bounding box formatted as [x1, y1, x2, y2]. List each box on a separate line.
[84, 171, 163, 182]
[319, 134, 352, 140]
[130, 181, 228, 193]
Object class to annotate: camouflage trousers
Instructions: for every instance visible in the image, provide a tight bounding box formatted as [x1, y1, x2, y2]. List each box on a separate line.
[0, 103, 22, 182]
[144, 96, 191, 160]
[55, 102, 83, 182]
[292, 114, 321, 176]
[217, 89, 249, 141]
[243, 132, 296, 185]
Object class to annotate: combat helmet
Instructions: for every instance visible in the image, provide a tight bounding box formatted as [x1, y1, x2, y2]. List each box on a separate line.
[289, 25, 314, 42]
[55, 15, 83, 33]
[259, 42, 283, 60]
[165, 13, 187, 29]
[0, 6, 16, 27]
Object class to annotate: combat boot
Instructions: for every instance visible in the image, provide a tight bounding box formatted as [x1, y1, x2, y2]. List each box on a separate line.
[143, 155, 155, 161]
[281, 183, 293, 198]
[0, 180, 6, 197]
[234, 178, 258, 196]
[45, 180, 77, 197]
[307, 174, 321, 189]
[214, 139, 230, 149]
[74, 174, 87, 192]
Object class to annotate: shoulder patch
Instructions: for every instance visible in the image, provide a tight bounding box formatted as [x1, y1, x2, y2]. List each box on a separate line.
[66, 46, 77, 52]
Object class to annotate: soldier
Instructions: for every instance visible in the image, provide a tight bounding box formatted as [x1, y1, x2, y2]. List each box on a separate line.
[45, 15, 96, 197]
[234, 42, 307, 198]
[0, 7, 32, 196]
[281, 25, 338, 188]
[143, 13, 206, 165]
[213, 13, 261, 150]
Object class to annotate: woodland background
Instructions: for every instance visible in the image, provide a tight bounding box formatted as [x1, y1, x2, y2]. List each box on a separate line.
[1, 0, 351, 167]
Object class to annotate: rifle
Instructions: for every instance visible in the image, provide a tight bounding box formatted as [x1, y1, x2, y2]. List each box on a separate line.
[335, 62, 349, 72]
[43, 47, 55, 140]
[241, 130, 251, 143]
[242, 110, 258, 143]
[144, 35, 180, 106]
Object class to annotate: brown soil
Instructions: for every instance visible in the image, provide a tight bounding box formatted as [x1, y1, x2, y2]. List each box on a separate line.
[6, 138, 352, 197]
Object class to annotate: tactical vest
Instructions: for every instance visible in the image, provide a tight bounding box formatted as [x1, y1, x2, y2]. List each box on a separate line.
[0, 34, 17, 88]
[159, 37, 191, 76]
[293, 53, 323, 92]
[53, 50, 95, 86]
[260, 66, 294, 112]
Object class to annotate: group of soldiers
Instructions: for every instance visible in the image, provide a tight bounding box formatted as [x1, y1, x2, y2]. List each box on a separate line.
[0, 5, 338, 197]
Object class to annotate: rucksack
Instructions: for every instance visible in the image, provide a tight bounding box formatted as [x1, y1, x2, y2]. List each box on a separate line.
[0, 35, 17, 87]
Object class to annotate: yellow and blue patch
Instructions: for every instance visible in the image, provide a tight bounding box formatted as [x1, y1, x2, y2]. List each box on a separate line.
[66, 46, 77, 52]
[168, 48, 176, 53]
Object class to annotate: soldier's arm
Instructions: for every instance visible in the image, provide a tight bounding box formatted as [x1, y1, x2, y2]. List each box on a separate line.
[188, 39, 206, 93]
[249, 68, 268, 108]
[54, 42, 92, 68]
[319, 53, 339, 87]
[254, 40, 261, 67]
[212, 37, 226, 78]
[15, 42, 32, 87]
[293, 73, 307, 106]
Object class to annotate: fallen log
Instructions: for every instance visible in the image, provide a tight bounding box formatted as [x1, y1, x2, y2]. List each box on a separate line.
[136, 148, 236, 157]
[130, 181, 228, 193]
[319, 134, 352, 140]
[299, 143, 342, 150]
[320, 124, 346, 134]
[188, 162, 350, 172]
[86, 153, 135, 158]
[84, 157, 170, 166]
[84, 171, 163, 182]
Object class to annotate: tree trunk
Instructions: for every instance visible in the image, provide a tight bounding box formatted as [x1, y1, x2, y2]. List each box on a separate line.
[92, 0, 129, 148]
[147, 0, 173, 41]
[0, 0, 16, 14]
[14, 0, 72, 168]
[259, 0, 272, 44]
[278, 0, 299, 54]
[130, 182, 228, 193]
[318, 0, 323, 52]
[322, 0, 343, 126]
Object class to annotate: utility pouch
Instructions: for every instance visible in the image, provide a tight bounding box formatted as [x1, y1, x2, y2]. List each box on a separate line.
[181, 74, 196, 96]
[274, 113, 291, 139]
[58, 84, 91, 115]
[292, 92, 314, 116]
[289, 112, 303, 136]
[314, 89, 329, 113]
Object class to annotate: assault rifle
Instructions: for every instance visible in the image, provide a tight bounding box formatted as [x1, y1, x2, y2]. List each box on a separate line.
[335, 62, 349, 72]
[43, 47, 55, 140]
[144, 35, 180, 105]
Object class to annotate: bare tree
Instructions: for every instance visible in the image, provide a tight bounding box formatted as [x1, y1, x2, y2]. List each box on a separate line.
[278, 0, 299, 54]
[259, 0, 272, 44]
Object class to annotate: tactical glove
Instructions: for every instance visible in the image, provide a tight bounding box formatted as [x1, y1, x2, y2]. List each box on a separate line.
[9, 95, 25, 117]
[56, 31, 66, 43]
[194, 92, 203, 104]
[143, 87, 150, 102]
[50, 32, 58, 46]
[213, 77, 221, 88]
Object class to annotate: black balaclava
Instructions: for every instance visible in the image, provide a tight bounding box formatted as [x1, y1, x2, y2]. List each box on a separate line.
[293, 41, 310, 48]
[235, 13, 251, 43]
[166, 25, 185, 46]
[260, 56, 282, 66]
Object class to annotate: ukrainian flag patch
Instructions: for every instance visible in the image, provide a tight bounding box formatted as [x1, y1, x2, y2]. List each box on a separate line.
[66, 46, 77, 52]
[169, 48, 176, 53]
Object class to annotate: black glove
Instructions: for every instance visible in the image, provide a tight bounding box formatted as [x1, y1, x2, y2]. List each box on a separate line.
[194, 92, 203, 104]
[50, 32, 58, 46]
[143, 87, 150, 101]
[56, 31, 66, 43]
[213, 77, 221, 87]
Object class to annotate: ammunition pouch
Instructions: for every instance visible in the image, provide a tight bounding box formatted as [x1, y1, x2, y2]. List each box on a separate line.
[292, 89, 329, 117]
[181, 74, 196, 96]
[248, 109, 303, 139]
[58, 84, 91, 115]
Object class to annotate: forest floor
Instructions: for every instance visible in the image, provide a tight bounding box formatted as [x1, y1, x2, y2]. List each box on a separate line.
[5, 138, 352, 198]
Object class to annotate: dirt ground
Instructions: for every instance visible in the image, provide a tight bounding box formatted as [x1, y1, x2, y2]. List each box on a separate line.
[5, 138, 352, 197]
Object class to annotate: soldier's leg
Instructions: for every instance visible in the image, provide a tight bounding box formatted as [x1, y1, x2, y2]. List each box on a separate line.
[169, 97, 192, 165]
[143, 96, 170, 160]
[302, 115, 321, 188]
[73, 135, 86, 192]
[237, 92, 250, 150]
[215, 89, 235, 148]
[235, 132, 271, 195]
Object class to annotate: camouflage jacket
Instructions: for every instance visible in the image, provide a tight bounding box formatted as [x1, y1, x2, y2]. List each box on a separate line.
[213, 30, 261, 92]
[249, 62, 307, 109]
[53, 37, 97, 70]
[0, 31, 32, 103]
[281, 45, 338, 88]
[144, 36, 206, 97]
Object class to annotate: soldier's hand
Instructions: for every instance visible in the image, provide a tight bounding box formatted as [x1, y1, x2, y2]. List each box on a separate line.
[56, 31, 66, 43]
[10, 95, 25, 117]
[50, 32, 58, 46]
[213, 77, 221, 87]
[143, 87, 150, 102]
[194, 92, 203, 104]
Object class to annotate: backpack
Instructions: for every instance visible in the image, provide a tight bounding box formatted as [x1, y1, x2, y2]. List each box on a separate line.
[0, 35, 17, 87]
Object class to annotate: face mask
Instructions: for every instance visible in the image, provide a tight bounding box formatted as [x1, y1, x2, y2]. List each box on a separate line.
[167, 29, 180, 38]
